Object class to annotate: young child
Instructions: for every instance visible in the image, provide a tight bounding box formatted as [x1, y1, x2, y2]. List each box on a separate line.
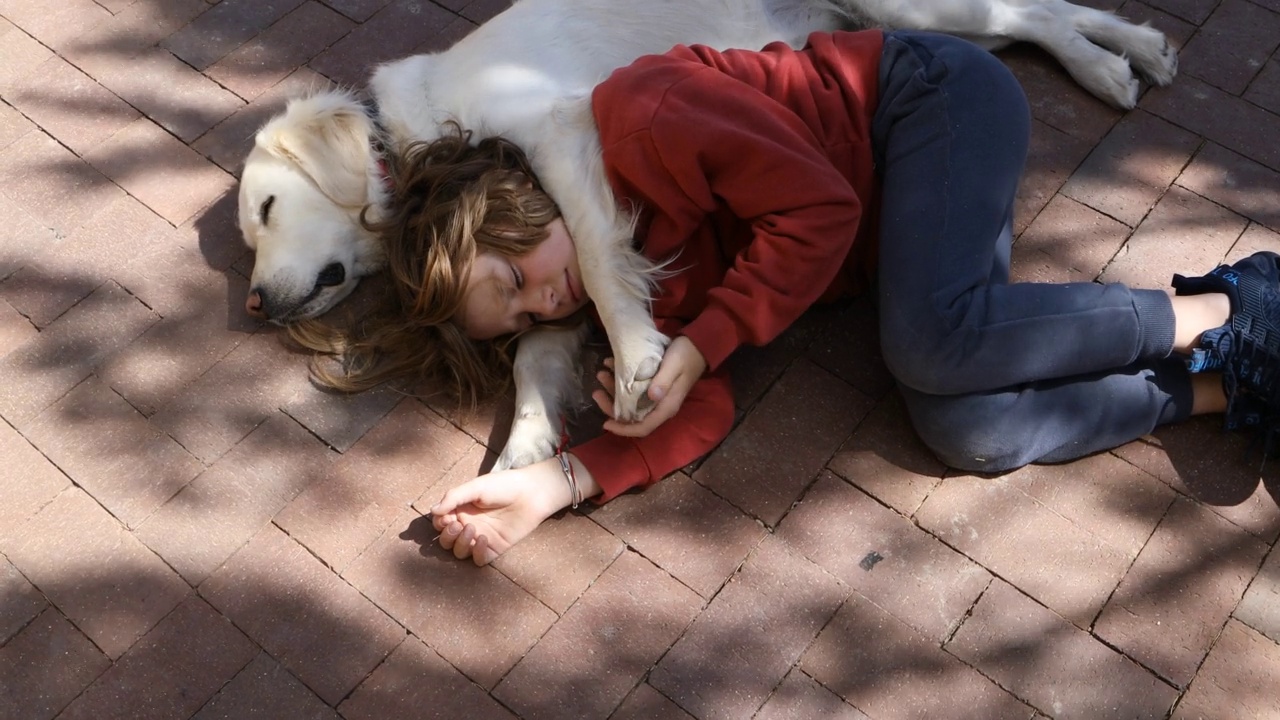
[304, 29, 1280, 566]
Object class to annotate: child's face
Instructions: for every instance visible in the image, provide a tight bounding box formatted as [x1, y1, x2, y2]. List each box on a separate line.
[458, 217, 589, 339]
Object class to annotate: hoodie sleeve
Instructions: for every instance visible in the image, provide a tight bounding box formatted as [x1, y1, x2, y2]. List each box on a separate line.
[570, 364, 735, 502]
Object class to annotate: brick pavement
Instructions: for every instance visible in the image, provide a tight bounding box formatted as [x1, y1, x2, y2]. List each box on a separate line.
[1, 0, 1279, 718]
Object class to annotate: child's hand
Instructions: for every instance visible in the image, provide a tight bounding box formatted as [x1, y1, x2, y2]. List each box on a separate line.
[593, 335, 706, 438]
[430, 459, 570, 566]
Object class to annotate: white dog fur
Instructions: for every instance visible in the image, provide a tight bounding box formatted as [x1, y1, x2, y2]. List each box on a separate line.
[237, 0, 1176, 470]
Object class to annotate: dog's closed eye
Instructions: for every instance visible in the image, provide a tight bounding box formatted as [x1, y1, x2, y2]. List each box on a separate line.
[316, 262, 346, 288]
[259, 195, 275, 225]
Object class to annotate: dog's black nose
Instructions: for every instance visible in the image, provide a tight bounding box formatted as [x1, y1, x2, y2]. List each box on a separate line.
[245, 288, 269, 319]
[316, 262, 346, 288]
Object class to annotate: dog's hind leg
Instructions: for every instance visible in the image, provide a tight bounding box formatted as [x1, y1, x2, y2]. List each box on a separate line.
[839, 0, 1175, 109]
[974, 0, 1177, 107]
[496, 323, 589, 471]
[998, 1, 1145, 108]
[1034, 0, 1177, 87]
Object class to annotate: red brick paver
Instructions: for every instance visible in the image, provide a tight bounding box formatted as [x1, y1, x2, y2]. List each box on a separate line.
[1, 1, 1278, 718]
[804, 591, 1034, 719]
[947, 580, 1178, 719]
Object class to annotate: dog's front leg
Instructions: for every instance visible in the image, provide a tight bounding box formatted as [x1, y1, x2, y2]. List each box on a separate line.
[495, 323, 588, 471]
[572, 221, 670, 422]
[531, 98, 670, 423]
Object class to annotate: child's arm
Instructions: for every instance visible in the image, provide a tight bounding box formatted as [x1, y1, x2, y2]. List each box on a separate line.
[432, 364, 734, 564]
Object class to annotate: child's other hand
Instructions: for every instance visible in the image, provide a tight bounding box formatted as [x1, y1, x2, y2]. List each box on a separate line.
[430, 460, 568, 566]
[593, 335, 706, 438]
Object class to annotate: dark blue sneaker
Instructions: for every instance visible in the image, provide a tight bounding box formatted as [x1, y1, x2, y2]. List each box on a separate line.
[1173, 251, 1280, 451]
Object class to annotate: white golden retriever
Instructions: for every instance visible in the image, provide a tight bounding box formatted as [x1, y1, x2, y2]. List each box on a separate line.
[237, 0, 1176, 469]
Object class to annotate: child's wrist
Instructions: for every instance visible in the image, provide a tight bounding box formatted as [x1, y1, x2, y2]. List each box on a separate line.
[536, 453, 600, 516]
[534, 457, 576, 517]
[565, 453, 602, 503]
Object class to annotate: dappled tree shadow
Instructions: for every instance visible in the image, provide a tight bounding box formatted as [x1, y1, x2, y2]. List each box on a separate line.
[2, 0, 1280, 718]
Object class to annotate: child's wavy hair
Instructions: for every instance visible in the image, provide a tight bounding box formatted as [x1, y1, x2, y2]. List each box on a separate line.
[288, 123, 561, 406]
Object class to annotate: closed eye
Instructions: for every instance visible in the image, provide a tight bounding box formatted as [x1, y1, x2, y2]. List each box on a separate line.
[259, 196, 275, 225]
[316, 262, 345, 288]
[509, 264, 537, 329]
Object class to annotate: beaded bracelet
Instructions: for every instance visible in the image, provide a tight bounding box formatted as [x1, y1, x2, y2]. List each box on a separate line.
[556, 451, 580, 509]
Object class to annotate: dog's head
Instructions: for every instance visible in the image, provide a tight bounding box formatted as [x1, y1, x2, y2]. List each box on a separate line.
[237, 91, 389, 324]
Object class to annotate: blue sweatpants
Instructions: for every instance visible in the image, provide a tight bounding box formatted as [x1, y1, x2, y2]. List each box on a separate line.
[872, 31, 1193, 472]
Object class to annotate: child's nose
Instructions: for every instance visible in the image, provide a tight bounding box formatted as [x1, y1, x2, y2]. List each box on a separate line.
[539, 285, 559, 315]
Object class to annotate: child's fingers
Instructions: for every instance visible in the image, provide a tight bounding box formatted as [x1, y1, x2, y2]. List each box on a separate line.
[650, 355, 682, 392]
[431, 511, 455, 532]
[591, 389, 616, 419]
[596, 369, 614, 390]
[473, 534, 496, 567]
[452, 523, 477, 560]
[438, 521, 462, 550]
[430, 495, 457, 516]
[604, 399, 673, 437]
[648, 383, 667, 402]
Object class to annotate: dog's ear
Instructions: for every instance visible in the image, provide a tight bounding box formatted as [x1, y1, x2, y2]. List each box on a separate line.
[258, 95, 375, 208]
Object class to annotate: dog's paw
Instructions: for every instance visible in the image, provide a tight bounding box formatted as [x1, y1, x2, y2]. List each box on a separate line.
[1104, 19, 1177, 88]
[1131, 34, 1178, 87]
[615, 355, 660, 421]
[1076, 51, 1142, 109]
[495, 414, 560, 471]
[611, 331, 670, 423]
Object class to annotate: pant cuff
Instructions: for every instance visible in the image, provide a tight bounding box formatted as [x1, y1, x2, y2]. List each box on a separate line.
[1134, 289, 1176, 359]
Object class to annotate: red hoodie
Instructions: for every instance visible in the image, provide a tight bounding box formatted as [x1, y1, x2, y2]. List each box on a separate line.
[571, 30, 885, 501]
